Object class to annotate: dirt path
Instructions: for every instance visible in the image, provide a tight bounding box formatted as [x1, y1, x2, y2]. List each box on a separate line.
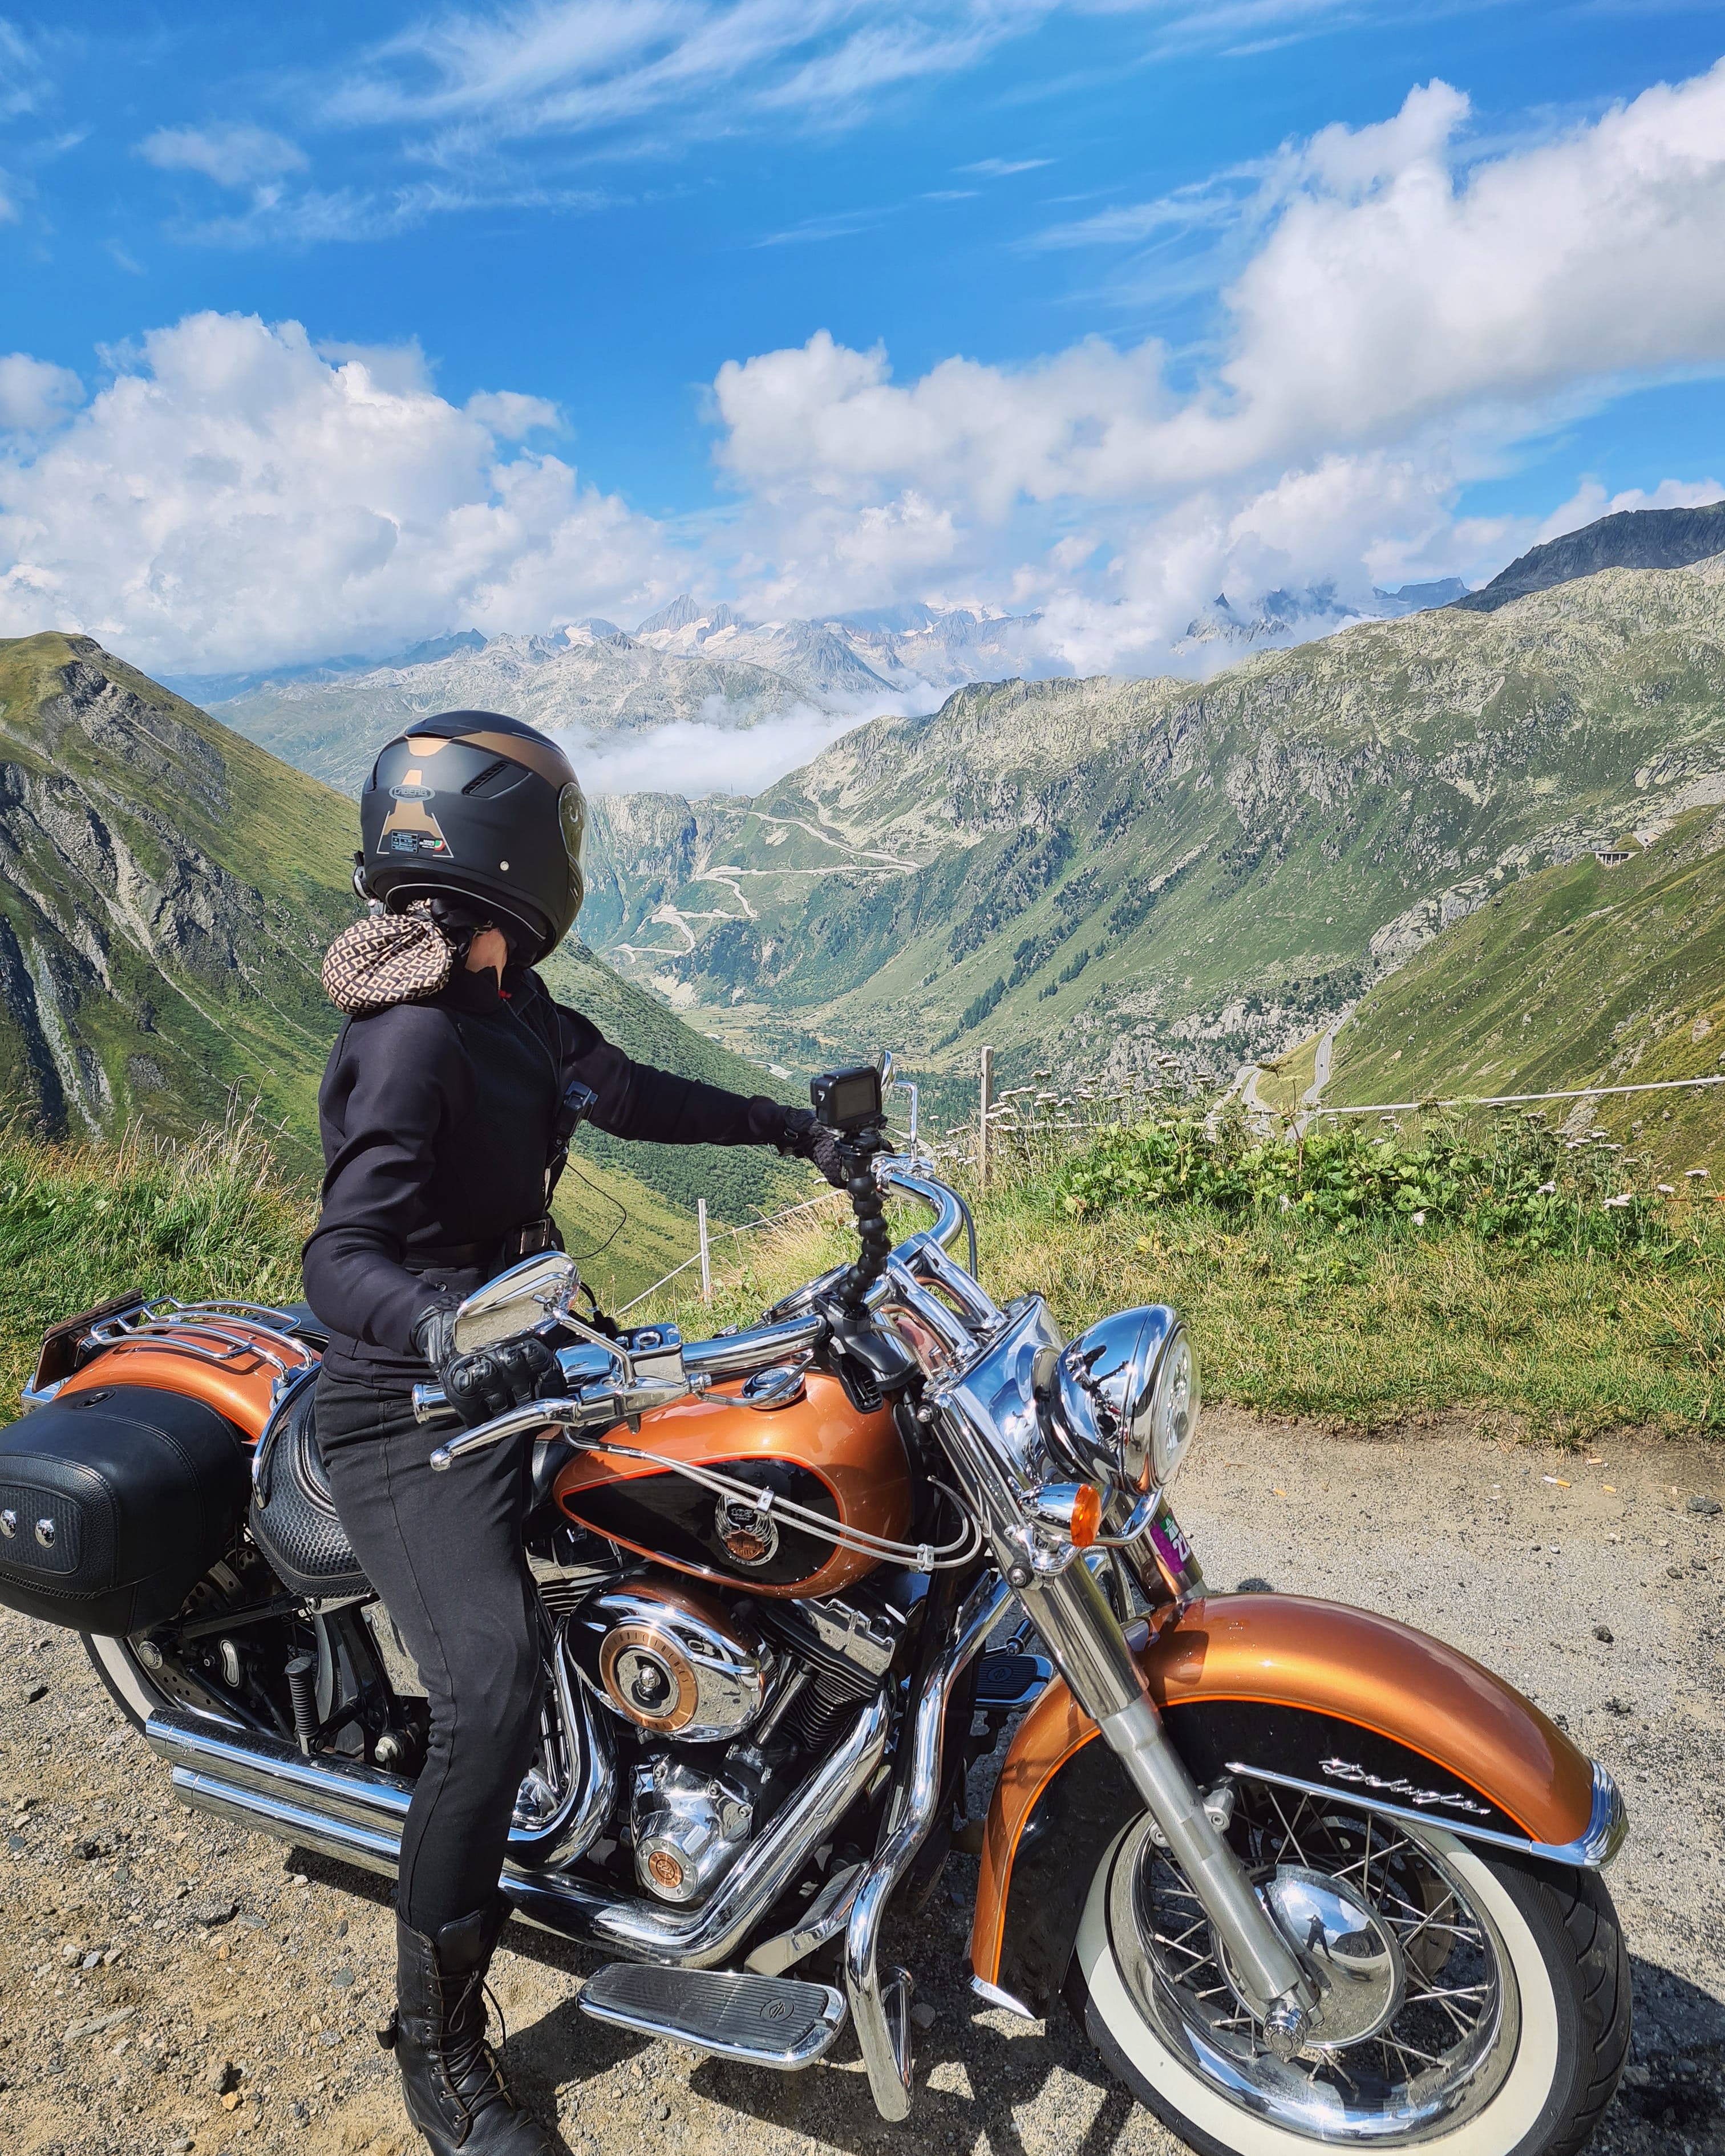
[1, 1411, 1720, 2156]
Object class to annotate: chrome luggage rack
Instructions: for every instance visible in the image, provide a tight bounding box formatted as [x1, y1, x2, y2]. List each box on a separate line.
[80, 1299, 319, 1402]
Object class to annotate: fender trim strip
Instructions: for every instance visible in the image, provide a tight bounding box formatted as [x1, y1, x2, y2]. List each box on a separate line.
[1225, 1756, 1629, 1869]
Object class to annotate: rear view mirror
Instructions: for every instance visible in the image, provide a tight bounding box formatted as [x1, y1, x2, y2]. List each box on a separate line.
[453, 1251, 582, 1354]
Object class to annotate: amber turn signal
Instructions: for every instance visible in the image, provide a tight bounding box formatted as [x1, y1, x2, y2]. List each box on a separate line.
[1070, 1484, 1102, 1548]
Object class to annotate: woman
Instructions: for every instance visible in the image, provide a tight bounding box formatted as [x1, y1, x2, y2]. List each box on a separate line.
[302, 709, 840, 2156]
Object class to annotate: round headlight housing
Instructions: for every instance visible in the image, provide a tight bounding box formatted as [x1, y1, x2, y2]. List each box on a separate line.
[1052, 1305, 1200, 1495]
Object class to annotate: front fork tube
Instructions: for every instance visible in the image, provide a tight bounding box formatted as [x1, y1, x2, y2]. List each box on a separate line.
[1020, 1553, 1315, 2042]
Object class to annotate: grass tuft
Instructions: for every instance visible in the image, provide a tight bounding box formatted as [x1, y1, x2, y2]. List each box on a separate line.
[0, 1108, 313, 1415]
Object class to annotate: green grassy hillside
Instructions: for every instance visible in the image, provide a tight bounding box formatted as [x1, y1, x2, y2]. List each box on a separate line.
[584, 561, 1725, 1101]
[1325, 804, 1725, 1181]
[664, 1117, 1725, 1444]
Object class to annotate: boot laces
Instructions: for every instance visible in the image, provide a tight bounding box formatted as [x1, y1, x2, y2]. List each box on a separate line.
[443, 1967, 515, 2117]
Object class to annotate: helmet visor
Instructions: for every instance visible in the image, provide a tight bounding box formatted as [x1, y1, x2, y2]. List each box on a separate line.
[558, 781, 587, 869]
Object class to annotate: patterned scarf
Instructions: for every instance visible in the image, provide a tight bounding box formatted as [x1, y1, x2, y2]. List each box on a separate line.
[321, 905, 453, 1016]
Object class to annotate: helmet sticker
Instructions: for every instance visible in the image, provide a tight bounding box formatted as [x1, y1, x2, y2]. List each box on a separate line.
[378, 768, 454, 857]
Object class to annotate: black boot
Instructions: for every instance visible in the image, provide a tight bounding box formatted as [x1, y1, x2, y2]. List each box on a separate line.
[384, 1900, 553, 2154]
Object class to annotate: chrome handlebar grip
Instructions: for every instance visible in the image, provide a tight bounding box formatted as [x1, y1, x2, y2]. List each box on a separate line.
[680, 1310, 827, 1378]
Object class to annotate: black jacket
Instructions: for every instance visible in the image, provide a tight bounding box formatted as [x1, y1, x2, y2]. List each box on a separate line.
[302, 964, 794, 1383]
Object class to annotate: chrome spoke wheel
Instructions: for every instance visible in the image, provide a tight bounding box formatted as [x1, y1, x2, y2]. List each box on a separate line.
[1105, 1778, 1519, 2143]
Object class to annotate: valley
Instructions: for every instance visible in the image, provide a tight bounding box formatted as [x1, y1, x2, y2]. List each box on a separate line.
[11, 504, 1725, 1287]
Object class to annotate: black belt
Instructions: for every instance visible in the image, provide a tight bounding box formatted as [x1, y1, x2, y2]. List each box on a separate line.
[407, 1215, 562, 1274]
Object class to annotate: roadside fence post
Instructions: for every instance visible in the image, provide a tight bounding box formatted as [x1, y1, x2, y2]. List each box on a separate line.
[979, 1045, 995, 1189]
[697, 1197, 712, 1304]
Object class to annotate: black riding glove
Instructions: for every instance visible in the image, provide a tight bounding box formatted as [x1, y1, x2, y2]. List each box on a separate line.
[412, 1296, 564, 1430]
[778, 1107, 851, 1190]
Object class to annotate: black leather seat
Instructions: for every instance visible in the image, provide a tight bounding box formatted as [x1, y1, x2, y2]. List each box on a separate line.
[250, 1382, 370, 1599]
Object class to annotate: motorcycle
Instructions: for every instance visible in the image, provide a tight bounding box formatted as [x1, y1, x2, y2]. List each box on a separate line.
[0, 1062, 1629, 2156]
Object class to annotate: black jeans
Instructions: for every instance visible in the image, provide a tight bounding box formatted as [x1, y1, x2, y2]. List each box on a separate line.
[316, 1369, 544, 1935]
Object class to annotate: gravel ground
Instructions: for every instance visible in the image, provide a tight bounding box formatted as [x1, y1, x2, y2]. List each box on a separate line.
[1, 1408, 1721, 2156]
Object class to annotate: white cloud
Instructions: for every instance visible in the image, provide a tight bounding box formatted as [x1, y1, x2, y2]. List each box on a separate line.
[320, 1, 1378, 165]
[325, 2, 1059, 149]
[706, 60, 1725, 650]
[0, 313, 674, 673]
[466, 388, 562, 438]
[9, 60, 1725, 685]
[565, 699, 872, 797]
[140, 123, 308, 188]
[0, 18, 54, 123]
[0, 353, 82, 429]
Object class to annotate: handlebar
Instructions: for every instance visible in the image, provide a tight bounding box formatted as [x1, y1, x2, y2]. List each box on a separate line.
[416, 1156, 987, 1445]
[876, 1158, 977, 1275]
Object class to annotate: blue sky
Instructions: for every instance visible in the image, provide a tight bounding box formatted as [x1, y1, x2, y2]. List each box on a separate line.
[3, 2, 1725, 673]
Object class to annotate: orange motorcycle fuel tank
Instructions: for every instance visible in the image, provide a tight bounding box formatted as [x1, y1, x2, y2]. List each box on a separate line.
[553, 1369, 911, 1599]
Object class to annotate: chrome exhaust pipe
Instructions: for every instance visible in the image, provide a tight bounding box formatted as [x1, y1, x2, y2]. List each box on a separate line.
[145, 1631, 614, 1872]
[146, 1711, 409, 1875]
[145, 1686, 892, 1971]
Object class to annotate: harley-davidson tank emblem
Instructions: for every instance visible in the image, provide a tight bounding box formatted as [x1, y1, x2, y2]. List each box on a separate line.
[1320, 1758, 1493, 1815]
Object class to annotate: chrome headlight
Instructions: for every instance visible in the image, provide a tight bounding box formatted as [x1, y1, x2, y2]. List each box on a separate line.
[1051, 1306, 1200, 1495]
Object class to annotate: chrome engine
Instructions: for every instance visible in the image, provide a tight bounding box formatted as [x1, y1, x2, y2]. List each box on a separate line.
[572, 1579, 774, 1743]
[631, 1754, 758, 1903]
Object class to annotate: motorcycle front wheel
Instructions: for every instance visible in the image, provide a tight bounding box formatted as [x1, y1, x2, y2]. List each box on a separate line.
[1070, 1775, 1629, 2156]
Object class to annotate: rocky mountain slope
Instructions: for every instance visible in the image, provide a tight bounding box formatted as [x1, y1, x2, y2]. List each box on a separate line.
[1454, 499, 1725, 613]
[0, 635, 804, 1239]
[580, 560, 1725, 1096]
[0, 634, 354, 1161]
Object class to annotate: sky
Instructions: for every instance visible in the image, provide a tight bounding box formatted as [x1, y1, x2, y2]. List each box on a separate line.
[3, 1, 1725, 680]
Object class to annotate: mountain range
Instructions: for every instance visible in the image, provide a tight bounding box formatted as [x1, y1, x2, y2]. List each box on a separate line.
[575, 552, 1725, 1109]
[200, 580, 1488, 801]
[14, 493, 1725, 1214]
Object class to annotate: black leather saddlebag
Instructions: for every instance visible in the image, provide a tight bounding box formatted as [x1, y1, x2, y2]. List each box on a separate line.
[250, 1381, 368, 1600]
[0, 1384, 250, 1635]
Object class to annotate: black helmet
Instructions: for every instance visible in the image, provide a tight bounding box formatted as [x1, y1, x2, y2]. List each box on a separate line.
[357, 710, 586, 962]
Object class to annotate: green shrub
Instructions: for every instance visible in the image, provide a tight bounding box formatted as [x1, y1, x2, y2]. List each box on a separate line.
[1054, 1114, 1668, 1254]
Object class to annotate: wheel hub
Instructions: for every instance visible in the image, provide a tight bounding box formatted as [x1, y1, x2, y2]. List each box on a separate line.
[1217, 1866, 1405, 2048]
